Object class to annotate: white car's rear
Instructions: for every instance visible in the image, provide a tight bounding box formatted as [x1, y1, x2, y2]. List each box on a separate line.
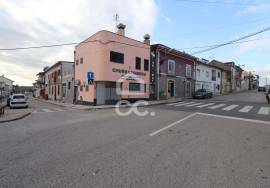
[10, 94, 28, 109]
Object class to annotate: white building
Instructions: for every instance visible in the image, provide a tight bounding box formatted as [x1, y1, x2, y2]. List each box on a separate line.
[0, 75, 14, 97]
[195, 60, 222, 95]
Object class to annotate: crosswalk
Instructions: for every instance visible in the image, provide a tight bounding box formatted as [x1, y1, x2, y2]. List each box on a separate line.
[167, 101, 270, 116]
[33, 108, 73, 114]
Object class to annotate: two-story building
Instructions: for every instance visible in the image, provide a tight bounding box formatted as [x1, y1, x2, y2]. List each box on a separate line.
[0, 75, 14, 97]
[209, 60, 232, 94]
[150, 44, 197, 100]
[74, 24, 150, 105]
[195, 59, 222, 95]
[33, 71, 45, 98]
[44, 61, 74, 103]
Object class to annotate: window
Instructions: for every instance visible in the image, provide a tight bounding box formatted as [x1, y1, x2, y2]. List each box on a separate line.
[85, 85, 89, 92]
[80, 58, 83, 64]
[68, 82, 71, 90]
[144, 59, 149, 71]
[129, 83, 141, 92]
[80, 85, 83, 91]
[168, 60, 175, 75]
[206, 71, 209, 78]
[110, 51, 124, 64]
[212, 69, 217, 81]
[58, 85, 60, 96]
[135, 57, 141, 70]
[196, 69, 200, 77]
[186, 64, 192, 77]
[218, 72, 221, 78]
[76, 60, 79, 66]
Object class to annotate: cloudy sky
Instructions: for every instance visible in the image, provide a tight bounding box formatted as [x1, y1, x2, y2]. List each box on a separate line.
[0, 0, 270, 86]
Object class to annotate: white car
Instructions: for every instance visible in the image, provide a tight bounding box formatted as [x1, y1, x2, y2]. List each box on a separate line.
[10, 94, 28, 109]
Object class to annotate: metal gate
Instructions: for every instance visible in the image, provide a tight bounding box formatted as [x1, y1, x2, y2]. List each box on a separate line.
[96, 82, 120, 105]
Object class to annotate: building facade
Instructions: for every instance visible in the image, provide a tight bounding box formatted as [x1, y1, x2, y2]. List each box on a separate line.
[74, 24, 150, 105]
[209, 60, 232, 94]
[150, 44, 196, 100]
[0, 75, 14, 97]
[195, 59, 222, 95]
[33, 71, 45, 98]
[45, 61, 74, 103]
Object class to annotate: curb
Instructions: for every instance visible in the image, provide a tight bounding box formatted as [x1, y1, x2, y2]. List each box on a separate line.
[32, 97, 184, 111]
[0, 111, 33, 124]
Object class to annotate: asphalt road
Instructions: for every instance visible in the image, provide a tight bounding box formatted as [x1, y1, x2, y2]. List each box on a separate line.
[0, 91, 270, 188]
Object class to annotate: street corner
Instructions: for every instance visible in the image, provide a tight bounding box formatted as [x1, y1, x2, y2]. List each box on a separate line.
[0, 107, 33, 123]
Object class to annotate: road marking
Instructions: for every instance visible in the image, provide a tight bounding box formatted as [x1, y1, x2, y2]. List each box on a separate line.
[42, 108, 54, 113]
[222, 105, 239, 111]
[239, 106, 253, 113]
[258, 107, 270, 115]
[197, 103, 215, 108]
[208, 104, 226, 109]
[54, 108, 64, 112]
[185, 102, 204, 107]
[196, 112, 270, 125]
[175, 102, 195, 106]
[149, 113, 197, 137]
[167, 102, 185, 106]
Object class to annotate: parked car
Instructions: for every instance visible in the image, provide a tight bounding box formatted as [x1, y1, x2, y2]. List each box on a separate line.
[9, 94, 28, 109]
[258, 86, 266, 92]
[193, 89, 213, 99]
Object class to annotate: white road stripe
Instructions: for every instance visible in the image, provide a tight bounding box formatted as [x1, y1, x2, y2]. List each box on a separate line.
[208, 104, 226, 109]
[197, 103, 215, 108]
[258, 107, 270, 115]
[167, 102, 185, 106]
[54, 108, 64, 112]
[185, 102, 204, 107]
[149, 113, 197, 137]
[222, 105, 239, 111]
[175, 102, 195, 107]
[42, 108, 54, 113]
[239, 106, 253, 113]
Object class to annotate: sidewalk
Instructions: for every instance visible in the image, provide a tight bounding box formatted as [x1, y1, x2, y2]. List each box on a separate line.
[34, 97, 184, 110]
[0, 107, 33, 123]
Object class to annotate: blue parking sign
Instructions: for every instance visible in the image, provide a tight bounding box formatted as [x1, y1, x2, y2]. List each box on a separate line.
[87, 72, 94, 80]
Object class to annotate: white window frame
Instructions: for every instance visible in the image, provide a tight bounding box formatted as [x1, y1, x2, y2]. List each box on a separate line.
[186, 64, 192, 77]
[168, 60, 175, 75]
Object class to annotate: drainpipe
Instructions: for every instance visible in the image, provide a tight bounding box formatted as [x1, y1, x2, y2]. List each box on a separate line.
[61, 63, 63, 102]
[156, 49, 160, 100]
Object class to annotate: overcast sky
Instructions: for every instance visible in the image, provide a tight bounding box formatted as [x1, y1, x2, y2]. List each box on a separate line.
[0, 0, 270, 86]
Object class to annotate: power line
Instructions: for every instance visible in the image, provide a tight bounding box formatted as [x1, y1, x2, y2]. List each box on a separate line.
[191, 26, 270, 54]
[175, 0, 264, 6]
[179, 36, 270, 50]
[0, 39, 150, 51]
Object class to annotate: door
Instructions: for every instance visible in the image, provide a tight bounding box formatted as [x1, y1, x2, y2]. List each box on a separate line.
[54, 86, 56, 100]
[185, 81, 191, 98]
[168, 80, 174, 97]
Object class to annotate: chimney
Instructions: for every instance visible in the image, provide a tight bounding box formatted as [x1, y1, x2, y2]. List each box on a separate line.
[144, 34, 150, 45]
[116, 23, 126, 36]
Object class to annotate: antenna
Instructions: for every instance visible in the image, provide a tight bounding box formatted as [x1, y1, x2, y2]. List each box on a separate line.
[113, 13, 119, 27]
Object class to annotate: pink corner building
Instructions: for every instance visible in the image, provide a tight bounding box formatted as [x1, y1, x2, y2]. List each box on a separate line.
[74, 24, 150, 105]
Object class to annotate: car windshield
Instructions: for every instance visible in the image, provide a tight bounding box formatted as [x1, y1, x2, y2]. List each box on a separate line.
[13, 95, 25, 99]
[197, 89, 206, 92]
